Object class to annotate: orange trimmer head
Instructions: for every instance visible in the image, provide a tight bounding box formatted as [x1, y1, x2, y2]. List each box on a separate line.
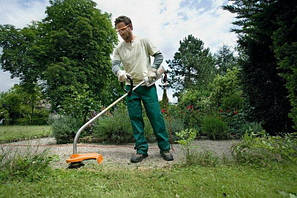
[66, 153, 103, 168]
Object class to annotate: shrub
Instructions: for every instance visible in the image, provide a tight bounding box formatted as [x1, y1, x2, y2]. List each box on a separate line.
[221, 93, 243, 111]
[201, 115, 229, 140]
[92, 104, 155, 144]
[177, 89, 213, 129]
[219, 110, 247, 138]
[241, 122, 264, 135]
[232, 131, 297, 167]
[51, 115, 82, 144]
[176, 128, 198, 163]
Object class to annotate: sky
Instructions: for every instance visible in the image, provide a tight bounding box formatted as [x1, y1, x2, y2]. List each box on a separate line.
[0, 0, 237, 102]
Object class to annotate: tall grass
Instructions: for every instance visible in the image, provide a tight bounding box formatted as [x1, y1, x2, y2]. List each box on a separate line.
[0, 147, 55, 183]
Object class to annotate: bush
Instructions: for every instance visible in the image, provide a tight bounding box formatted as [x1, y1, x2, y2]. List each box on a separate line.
[221, 93, 243, 111]
[176, 128, 198, 162]
[51, 115, 82, 144]
[232, 131, 297, 167]
[177, 89, 213, 129]
[241, 122, 264, 135]
[92, 104, 155, 144]
[0, 148, 55, 183]
[201, 115, 229, 140]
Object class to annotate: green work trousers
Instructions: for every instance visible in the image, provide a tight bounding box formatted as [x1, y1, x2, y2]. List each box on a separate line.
[126, 85, 170, 155]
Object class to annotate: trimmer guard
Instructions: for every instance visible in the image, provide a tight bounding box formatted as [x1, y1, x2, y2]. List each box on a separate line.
[66, 153, 103, 164]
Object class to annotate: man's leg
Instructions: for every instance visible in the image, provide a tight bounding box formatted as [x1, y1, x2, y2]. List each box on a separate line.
[126, 86, 148, 155]
[139, 85, 171, 152]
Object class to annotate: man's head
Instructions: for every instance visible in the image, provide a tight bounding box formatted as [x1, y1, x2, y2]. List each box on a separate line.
[114, 16, 133, 42]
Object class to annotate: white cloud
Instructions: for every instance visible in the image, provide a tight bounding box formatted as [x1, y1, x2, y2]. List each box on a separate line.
[0, 0, 49, 28]
[0, 0, 237, 102]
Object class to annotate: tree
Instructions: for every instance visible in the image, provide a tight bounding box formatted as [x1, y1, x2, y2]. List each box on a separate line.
[214, 45, 238, 75]
[166, 35, 216, 98]
[224, 0, 294, 134]
[272, 1, 297, 130]
[210, 67, 242, 107]
[0, 84, 48, 125]
[0, 0, 119, 114]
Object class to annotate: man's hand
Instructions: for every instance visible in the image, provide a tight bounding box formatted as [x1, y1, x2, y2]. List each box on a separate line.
[156, 65, 165, 78]
[144, 66, 166, 86]
[117, 70, 130, 82]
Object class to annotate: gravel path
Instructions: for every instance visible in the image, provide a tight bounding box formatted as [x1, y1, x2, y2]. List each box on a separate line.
[1, 138, 239, 169]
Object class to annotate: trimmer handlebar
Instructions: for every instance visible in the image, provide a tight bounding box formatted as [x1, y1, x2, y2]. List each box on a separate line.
[121, 75, 134, 96]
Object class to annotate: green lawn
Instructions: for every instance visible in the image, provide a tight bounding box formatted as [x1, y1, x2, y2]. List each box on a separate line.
[0, 163, 296, 198]
[0, 125, 52, 143]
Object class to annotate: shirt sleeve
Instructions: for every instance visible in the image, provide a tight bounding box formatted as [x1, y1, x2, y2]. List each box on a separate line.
[143, 38, 159, 56]
[112, 47, 121, 61]
[111, 48, 121, 75]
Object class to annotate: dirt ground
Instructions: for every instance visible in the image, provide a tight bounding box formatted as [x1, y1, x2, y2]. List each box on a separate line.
[1, 138, 240, 169]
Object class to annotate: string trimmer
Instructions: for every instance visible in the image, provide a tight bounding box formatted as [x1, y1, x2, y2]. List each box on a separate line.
[66, 72, 169, 168]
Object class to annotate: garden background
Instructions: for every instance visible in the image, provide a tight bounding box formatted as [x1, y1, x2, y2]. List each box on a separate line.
[0, 0, 296, 197]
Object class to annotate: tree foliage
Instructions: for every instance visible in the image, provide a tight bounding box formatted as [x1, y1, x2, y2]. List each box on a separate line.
[0, 0, 119, 115]
[210, 67, 243, 107]
[166, 35, 216, 97]
[224, 0, 295, 134]
[214, 45, 238, 75]
[0, 85, 48, 125]
[271, 1, 297, 130]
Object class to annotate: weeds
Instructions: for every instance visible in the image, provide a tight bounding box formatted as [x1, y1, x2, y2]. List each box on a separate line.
[231, 131, 297, 167]
[0, 146, 57, 183]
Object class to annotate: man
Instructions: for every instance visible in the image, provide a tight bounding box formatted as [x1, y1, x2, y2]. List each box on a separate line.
[111, 16, 173, 163]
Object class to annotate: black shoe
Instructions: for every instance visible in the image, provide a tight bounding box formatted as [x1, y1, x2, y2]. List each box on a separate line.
[161, 151, 174, 161]
[130, 153, 148, 163]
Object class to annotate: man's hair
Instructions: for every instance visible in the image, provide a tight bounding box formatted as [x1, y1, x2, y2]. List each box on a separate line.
[114, 16, 132, 27]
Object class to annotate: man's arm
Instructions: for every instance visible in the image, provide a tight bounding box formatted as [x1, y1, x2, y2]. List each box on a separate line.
[152, 52, 164, 69]
[112, 60, 121, 76]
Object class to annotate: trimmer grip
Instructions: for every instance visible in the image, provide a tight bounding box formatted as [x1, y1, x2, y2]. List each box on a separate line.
[121, 76, 134, 96]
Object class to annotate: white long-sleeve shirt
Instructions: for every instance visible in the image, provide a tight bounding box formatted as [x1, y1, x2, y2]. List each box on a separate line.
[112, 37, 163, 84]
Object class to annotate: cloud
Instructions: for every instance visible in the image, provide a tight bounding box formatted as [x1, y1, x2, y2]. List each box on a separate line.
[0, 0, 49, 28]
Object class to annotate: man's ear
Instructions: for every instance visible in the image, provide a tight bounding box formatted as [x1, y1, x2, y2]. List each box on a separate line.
[129, 24, 133, 31]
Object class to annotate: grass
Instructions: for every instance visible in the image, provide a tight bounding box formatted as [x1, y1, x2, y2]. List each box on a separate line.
[0, 125, 52, 143]
[0, 126, 296, 197]
[0, 163, 296, 198]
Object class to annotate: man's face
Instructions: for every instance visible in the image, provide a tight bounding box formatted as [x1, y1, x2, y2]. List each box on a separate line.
[115, 22, 132, 42]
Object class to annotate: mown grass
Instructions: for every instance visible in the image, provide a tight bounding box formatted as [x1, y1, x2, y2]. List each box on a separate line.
[0, 163, 296, 198]
[0, 125, 52, 143]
